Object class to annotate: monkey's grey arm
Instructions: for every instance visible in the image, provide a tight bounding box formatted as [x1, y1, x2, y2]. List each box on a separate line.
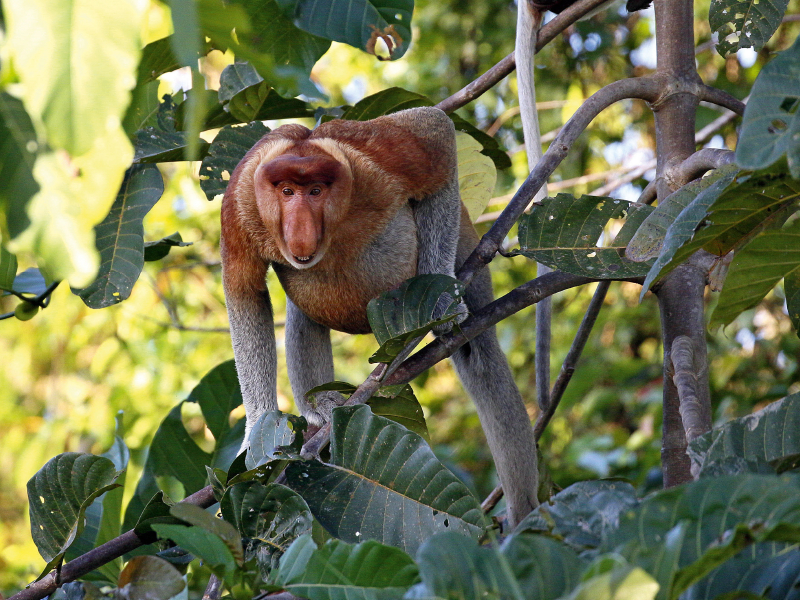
[285, 299, 342, 427]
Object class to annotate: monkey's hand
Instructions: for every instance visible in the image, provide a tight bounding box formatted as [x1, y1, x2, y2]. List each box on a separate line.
[432, 295, 469, 335]
[302, 390, 347, 427]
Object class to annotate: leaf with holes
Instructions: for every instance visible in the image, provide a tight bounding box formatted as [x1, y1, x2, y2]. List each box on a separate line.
[27, 453, 122, 573]
[519, 194, 655, 279]
[273, 534, 420, 600]
[736, 35, 800, 177]
[221, 482, 312, 575]
[246, 411, 306, 469]
[710, 0, 789, 56]
[133, 95, 210, 163]
[285, 405, 486, 555]
[199, 121, 270, 201]
[277, 0, 414, 60]
[73, 164, 164, 308]
[710, 218, 800, 329]
[367, 274, 465, 364]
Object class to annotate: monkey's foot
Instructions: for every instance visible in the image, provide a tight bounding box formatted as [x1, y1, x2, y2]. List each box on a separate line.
[432, 296, 469, 335]
[303, 390, 347, 427]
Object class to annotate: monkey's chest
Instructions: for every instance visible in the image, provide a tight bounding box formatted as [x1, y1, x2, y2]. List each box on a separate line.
[274, 210, 418, 334]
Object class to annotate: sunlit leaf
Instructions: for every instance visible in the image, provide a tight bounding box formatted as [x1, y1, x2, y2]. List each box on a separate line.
[286, 406, 486, 555]
[73, 164, 164, 309]
[457, 132, 496, 221]
[736, 35, 800, 177]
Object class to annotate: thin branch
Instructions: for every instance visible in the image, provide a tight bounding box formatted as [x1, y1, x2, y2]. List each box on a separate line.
[0, 281, 61, 320]
[457, 77, 660, 285]
[203, 574, 224, 600]
[699, 85, 746, 116]
[10, 487, 216, 600]
[667, 147, 734, 187]
[534, 280, 610, 439]
[592, 159, 656, 197]
[435, 0, 617, 114]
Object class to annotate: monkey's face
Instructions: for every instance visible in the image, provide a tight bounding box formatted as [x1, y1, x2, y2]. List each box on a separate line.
[254, 153, 350, 269]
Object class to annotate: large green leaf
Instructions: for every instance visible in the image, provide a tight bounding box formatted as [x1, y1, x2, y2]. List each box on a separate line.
[4, 0, 145, 156]
[604, 474, 800, 600]
[0, 92, 37, 237]
[457, 132, 496, 221]
[123, 362, 242, 530]
[639, 165, 739, 298]
[627, 174, 730, 263]
[515, 480, 639, 555]
[710, 0, 790, 56]
[199, 121, 270, 201]
[367, 274, 466, 364]
[278, 0, 414, 60]
[72, 164, 164, 309]
[411, 531, 585, 600]
[736, 35, 800, 177]
[152, 523, 239, 579]
[285, 405, 486, 555]
[688, 392, 800, 475]
[273, 534, 419, 600]
[710, 217, 800, 329]
[27, 453, 122, 572]
[170, 503, 243, 564]
[220, 482, 312, 574]
[518, 194, 655, 279]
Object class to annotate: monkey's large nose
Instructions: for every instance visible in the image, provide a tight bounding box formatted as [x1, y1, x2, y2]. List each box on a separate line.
[283, 203, 320, 264]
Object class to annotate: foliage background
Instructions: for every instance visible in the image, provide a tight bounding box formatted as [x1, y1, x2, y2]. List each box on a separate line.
[1, 0, 799, 590]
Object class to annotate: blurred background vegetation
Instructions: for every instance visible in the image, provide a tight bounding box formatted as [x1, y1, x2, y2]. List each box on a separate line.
[1, 0, 799, 590]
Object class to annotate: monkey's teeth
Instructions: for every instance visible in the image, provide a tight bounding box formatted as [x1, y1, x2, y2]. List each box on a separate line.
[295, 256, 313, 263]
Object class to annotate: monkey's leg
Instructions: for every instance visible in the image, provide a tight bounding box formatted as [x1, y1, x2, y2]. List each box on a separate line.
[285, 299, 344, 427]
[451, 225, 539, 529]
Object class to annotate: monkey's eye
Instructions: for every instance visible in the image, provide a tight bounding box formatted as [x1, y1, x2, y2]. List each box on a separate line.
[282, 188, 294, 196]
[309, 187, 322, 196]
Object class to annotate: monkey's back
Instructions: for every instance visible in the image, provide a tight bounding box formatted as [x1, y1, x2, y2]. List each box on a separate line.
[273, 203, 418, 334]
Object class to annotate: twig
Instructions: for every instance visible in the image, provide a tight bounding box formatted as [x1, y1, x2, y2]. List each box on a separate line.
[534, 281, 611, 439]
[667, 147, 734, 188]
[0, 281, 61, 320]
[9, 487, 216, 600]
[202, 574, 224, 600]
[435, 0, 617, 114]
[592, 159, 656, 197]
[670, 335, 708, 444]
[699, 85, 746, 116]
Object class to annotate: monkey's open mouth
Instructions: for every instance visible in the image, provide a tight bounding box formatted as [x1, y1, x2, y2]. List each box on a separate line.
[294, 255, 314, 264]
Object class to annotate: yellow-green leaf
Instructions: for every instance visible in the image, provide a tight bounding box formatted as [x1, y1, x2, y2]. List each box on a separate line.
[456, 131, 496, 222]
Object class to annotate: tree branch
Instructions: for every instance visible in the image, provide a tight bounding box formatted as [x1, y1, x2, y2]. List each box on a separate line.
[670, 335, 708, 445]
[699, 85, 746, 116]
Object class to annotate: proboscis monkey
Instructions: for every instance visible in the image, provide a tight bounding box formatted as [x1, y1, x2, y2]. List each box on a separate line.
[220, 107, 538, 526]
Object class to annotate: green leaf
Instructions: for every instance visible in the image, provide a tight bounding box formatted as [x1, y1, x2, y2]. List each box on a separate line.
[604, 474, 800, 600]
[0, 247, 17, 291]
[639, 165, 740, 299]
[413, 531, 585, 600]
[246, 410, 306, 469]
[117, 556, 187, 600]
[170, 504, 244, 564]
[220, 482, 312, 574]
[137, 36, 184, 85]
[210, 0, 330, 98]
[367, 274, 465, 364]
[272, 534, 420, 600]
[27, 453, 122, 570]
[4, 0, 146, 156]
[565, 558, 659, 600]
[457, 132, 497, 222]
[518, 194, 655, 279]
[710, 217, 800, 329]
[785, 268, 800, 335]
[217, 62, 314, 124]
[143, 233, 192, 262]
[515, 480, 639, 554]
[688, 392, 800, 475]
[72, 164, 164, 309]
[188, 360, 243, 443]
[710, 0, 789, 56]
[0, 91, 37, 237]
[199, 121, 270, 201]
[133, 95, 210, 163]
[736, 35, 800, 177]
[278, 0, 413, 60]
[152, 523, 238, 577]
[627, 175, 729, 263]
[285, 405, 486, 555]
[133, 492, 180, 539]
